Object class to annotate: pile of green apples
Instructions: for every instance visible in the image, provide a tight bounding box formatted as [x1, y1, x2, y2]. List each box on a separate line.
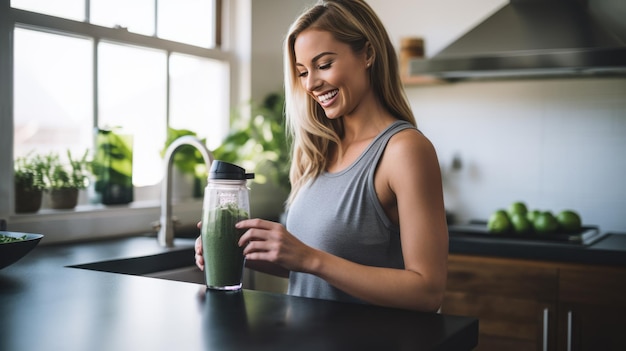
[487, 201, 582, 234]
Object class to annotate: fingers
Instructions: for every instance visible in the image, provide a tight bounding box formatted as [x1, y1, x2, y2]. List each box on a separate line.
[236, 218, 284, 244]
[238, 227, 283, 259]
[195, 253, 204, 270]
[237, 227, 271, 247]
[236, 218, 275, 230]
[195, 236, 203, 254]
[194, 236, 204, 270]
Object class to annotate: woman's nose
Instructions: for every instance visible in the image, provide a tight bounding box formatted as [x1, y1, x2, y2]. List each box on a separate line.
[304, 72, 321, 92]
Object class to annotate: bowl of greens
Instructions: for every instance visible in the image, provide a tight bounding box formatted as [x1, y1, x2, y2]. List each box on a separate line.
[0, 231, 44, 270]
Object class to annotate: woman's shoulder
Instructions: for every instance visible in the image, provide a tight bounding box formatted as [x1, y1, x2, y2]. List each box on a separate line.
[385, 125, 437, 161]
[379, 124, 441, 189]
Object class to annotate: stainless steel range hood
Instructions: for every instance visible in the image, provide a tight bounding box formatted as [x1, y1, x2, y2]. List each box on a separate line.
[410, 0, 626, 81]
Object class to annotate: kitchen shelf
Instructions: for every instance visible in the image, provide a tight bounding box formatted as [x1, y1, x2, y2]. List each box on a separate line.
[401, 74, 447, 86]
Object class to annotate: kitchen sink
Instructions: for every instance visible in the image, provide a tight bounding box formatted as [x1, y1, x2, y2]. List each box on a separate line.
[68, 247, 205, 285]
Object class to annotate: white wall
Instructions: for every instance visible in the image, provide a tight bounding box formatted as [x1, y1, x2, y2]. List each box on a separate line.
[250, 0, 315, 102]
[407, 79, 626, 232]
[249, 0, 626, 233]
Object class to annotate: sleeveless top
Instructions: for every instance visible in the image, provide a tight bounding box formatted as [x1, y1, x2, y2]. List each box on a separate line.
[285, 120, 415, 304]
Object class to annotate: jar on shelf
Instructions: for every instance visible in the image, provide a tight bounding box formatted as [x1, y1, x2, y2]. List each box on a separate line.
[399, 37, 424, 77]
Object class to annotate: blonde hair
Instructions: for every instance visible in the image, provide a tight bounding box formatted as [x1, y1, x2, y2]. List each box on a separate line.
[284, 0, 416, 206]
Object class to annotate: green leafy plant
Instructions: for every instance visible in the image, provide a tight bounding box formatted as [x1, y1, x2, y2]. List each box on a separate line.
[212, 92, 291, 193]
[42, 150, 91, 190]
[14, 152, 47, 192]
[14, 150, 89, 212]
[92, 128, 134, 204]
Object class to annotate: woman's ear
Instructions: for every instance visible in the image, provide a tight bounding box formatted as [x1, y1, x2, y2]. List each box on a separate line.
[365, 42, 375, 67]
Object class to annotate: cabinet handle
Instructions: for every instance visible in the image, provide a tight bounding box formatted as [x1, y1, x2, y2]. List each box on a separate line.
[543, 308, 549, 351]
[567, 310, 573, 351]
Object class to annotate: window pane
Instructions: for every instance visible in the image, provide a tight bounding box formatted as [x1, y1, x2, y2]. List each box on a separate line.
[11, 0, 85, 21]
[90, 0, 154, 36]
[158, 0, 215, 48]
[13, 28, 93, 159]
[169, 53, 229, 150]
[98, 42, 167, 187]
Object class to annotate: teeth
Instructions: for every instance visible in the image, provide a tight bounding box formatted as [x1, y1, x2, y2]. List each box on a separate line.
[319, 90, 338, 103]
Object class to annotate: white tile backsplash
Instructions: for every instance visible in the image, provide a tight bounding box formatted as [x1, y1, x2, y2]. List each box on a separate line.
[407, 78, 626, 232]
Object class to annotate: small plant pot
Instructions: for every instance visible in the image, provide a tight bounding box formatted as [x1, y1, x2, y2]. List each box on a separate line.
[15, 186, 43, 213]
[49, 188, 79, 210]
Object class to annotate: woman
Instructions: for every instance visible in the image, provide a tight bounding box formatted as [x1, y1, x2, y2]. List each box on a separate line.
[196, 0, 448, 312]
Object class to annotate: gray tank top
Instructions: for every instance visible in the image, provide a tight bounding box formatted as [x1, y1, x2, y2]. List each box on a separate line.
[285, 120, 415, 304]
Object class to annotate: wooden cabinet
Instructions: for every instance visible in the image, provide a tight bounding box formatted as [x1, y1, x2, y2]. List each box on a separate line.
[443, 254, 626, 351]
[442, 255, 558, 350]
[557, 265, 626, 351]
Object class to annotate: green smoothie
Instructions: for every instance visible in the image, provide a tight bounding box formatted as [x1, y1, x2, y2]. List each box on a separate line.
[201, 203, 249, 290]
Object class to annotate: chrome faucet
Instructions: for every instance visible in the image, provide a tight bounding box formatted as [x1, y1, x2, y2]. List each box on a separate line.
[158, 136, 214, 247]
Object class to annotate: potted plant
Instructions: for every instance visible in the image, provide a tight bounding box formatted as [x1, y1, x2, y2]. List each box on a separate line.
[92, 128, 134, 205]
[43, 150, 91, 210]
[14, 153, 47, 213]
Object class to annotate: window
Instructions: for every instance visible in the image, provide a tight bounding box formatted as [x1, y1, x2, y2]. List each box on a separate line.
[11, 0, 85, 21]
[1, 0, 232, 240]
[10, 0, 227, 188]
[13, 28, 93, 159]
[97, 42, 167, 186]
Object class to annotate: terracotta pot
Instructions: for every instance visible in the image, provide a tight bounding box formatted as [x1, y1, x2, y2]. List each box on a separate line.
[14, 186, 43, 213]
[49, 188, 79, 209]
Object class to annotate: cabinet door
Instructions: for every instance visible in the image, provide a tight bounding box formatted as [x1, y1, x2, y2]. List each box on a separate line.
[557, 302, 626, 351]
[444, 255, 559, 351]
[443, 292, 556, 351]
[558, 266, 626, 351]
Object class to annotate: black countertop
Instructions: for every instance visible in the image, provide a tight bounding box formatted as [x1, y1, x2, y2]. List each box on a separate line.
[449, 224, 626, 266]
[0, 235, 478, 351]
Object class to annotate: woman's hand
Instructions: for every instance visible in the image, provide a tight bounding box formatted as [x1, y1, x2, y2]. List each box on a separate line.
[194, 222, 204, 270]
[194, 236, 205, 270]
[194, 219, 299, 277]
[237, 218, 318, 274]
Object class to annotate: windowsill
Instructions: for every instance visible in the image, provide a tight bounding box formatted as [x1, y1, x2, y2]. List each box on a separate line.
[15, 200, 162, 216]
[8, 199, 204, 245]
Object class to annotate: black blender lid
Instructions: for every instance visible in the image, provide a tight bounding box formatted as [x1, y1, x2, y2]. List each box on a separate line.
[209, 160, 255, 180]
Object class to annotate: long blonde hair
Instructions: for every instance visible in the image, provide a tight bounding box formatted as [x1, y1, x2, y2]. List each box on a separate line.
[284, 0, 416, 206]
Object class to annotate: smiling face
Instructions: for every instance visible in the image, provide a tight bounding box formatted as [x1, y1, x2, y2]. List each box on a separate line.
[294, 29, 372, 120]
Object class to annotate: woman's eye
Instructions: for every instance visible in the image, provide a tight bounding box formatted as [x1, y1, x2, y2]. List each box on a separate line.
[319, 62, 332, 70]
[298, 71, 308, 78]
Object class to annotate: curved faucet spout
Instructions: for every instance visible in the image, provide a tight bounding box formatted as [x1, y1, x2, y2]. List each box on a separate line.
[158, 136, 214, 247]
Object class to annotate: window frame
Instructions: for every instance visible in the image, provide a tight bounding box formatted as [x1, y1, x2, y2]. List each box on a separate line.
[0, 0, 238, 243]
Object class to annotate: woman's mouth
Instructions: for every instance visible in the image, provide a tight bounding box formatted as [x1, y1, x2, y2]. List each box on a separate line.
[318, 89, 338, 106]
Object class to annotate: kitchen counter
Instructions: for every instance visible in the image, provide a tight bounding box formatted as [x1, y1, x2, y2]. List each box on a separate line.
[449, 224, 626, 266]
[0, 235, 478, 351]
